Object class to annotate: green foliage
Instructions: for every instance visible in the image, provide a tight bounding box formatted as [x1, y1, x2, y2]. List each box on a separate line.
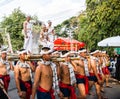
[78, 0, 120, 51]
[55, 16, 79, 38]
[0, 8, 26, 50]
[55, 0, 120, 54]
[0, 33, 3, 46]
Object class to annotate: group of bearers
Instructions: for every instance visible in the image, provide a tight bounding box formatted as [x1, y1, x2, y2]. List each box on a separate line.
[0, 46, 111, 99]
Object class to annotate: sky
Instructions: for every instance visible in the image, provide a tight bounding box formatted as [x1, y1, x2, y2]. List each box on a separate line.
[0, 0, 86, 26]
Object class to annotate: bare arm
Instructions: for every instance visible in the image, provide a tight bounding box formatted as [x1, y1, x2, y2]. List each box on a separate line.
[14, 65, 21, 92]
[90, 59, 101, 84]
[71, 59, 83, 71]
[32, 65, 42, 99]
[27, 61, 35, 72]
[70, 60, 78, 71]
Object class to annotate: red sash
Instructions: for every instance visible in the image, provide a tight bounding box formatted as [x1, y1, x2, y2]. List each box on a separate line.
[59, 82, 76, 99]
[76, 74, 89, 94]
[98, 74, 102, 80]
[89, 72, 95, 76]
[37, 86, 55, 99]
[102, 67, 110, 75]
[20, 79, 32, 99]
[0, 75, 10, 92]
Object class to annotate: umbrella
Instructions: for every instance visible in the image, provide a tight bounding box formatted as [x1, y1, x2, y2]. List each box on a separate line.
[98, 36, 120, 47]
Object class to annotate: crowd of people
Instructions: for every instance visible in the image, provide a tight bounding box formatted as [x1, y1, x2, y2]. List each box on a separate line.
[0, 46, 113, 99]
[0, 16, 118, 99]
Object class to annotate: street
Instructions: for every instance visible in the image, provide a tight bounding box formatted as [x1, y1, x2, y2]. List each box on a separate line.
[8, 71, 120, 99]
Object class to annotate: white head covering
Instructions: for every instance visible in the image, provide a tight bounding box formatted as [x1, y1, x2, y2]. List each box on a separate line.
[102, 51, 106, 54]
[40, 47, 53, 55]
[52, 51, 61, 55]
[60, 51, 76, 58]
[90, 50, 99, 55]
[61, 52, 70, 58]
[47, 20, 52, 23]
[78, 49, 87, 53]
[17, 49, 27, 55]
[0, 49, 7, 54]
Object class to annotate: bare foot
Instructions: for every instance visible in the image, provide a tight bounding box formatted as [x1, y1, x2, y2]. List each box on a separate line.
[106, 85, 112, 88]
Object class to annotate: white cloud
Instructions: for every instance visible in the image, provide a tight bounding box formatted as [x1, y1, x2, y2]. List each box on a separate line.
[0, 0, 86, 26]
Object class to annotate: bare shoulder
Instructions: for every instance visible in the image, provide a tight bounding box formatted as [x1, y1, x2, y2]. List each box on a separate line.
[36, 65, 43, 69]
[60, 62, 65, 67]
[14, 65, 20, 71]
[35, 65, 43, 73]
[0, 62, 2, 66]
[90, 58, 94, 62]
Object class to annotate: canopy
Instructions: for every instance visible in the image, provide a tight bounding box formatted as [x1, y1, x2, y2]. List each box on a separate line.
[54, 37, 85, 51]
[98, 36, 120, 47]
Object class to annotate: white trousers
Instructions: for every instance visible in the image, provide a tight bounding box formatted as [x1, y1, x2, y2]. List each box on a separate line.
[23, 32, 33, 53]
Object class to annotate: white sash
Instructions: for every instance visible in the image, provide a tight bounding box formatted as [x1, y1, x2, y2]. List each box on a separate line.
[0, 58, 10, 73]
[62, 62, 76, 85]
[17, 61, 32, 80]
[50, 62, 60, 95]
[84, 59, 90, 76]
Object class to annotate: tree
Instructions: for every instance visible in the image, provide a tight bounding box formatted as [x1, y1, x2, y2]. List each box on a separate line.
[0, 8, 26, 51]
[78, 0, 120, 50]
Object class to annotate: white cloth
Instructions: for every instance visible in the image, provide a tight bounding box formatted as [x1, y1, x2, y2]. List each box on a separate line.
[23, 21, 33, 53]
[62, 62, 76, 85]
[48, 27, 54, 43]
[0, 58, 10, 73]
[95, 57, 103, 74]
[23, 33, 33, 53]
[84, 59, 90, 76]
[40, 60, 51, 66]
[79, 57, 89, 76]
[68, 62, 76, 85]
[16, 61, 32, 80]
[90, 56, 103, 74]
[50, 62, 60, 95]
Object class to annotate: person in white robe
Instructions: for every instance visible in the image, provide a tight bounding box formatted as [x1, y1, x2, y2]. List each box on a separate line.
[23, 16, 33, 53]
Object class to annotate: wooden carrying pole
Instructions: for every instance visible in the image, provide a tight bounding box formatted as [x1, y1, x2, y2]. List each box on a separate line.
[7, 54, 80, 62]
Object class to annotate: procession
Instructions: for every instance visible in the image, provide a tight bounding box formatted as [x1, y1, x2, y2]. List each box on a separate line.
[0, 15, 119, 99]
[0, 0, 120, 99]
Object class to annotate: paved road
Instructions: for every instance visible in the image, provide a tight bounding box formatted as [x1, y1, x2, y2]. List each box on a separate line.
[8, 72, 120, 99]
